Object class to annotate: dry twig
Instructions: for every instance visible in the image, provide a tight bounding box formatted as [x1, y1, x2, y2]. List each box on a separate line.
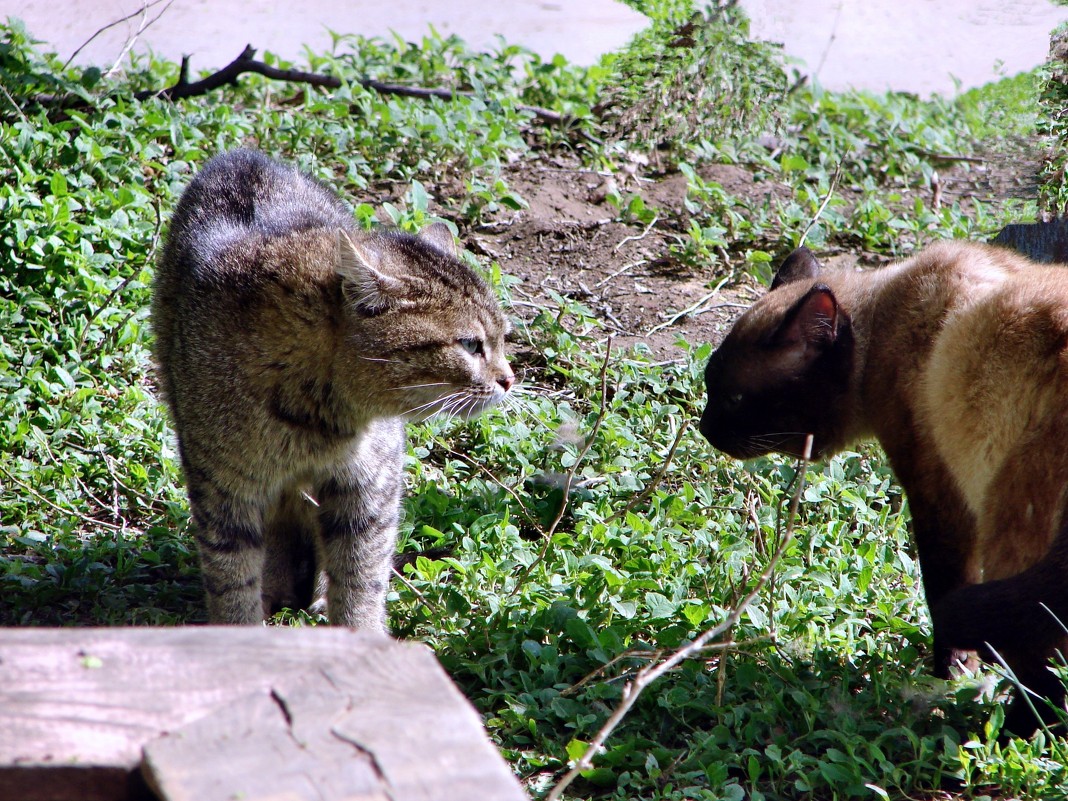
[78, 200, 162, 354]
[0, 463, 122, 532]
[614, 214, 659, 251]
[62, 0, 173, 71]
[646, 275, 736, 336]
[798, 163, 842, 249]
[545, 434, 815, 801]
[607, 420, 689, 523]
[543, 337, 613, 541]
[431, 436, 537, 529]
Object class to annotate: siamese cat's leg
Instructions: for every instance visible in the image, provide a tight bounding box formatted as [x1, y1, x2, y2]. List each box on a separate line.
[892, 456, 981, 679]
[933, 516, 1068, 734]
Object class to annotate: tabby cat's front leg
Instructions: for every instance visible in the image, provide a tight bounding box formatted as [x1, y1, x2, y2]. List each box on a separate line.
[315, 420, 404, 633]
[187, 477, 267, 624]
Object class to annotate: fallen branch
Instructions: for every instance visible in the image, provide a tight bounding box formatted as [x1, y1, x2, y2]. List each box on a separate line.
[34, 44, 582, 134]
[135, 45, 340, 100]
[545, 434, 815, 801]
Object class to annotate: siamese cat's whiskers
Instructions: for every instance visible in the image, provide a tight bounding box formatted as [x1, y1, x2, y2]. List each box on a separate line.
[747, 432, 810, 449]
[699, 240, 1068, 735]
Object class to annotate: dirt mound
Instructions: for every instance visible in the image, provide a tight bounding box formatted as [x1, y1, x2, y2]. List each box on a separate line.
[467, 159, 786, 359]
[459, 143, 1041, 364]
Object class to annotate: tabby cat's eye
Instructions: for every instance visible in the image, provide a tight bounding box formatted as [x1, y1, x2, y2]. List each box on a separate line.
[458, 337, 484, 356]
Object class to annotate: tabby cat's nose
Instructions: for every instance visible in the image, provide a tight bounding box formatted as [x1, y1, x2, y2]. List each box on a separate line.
[498, 373, 515, 392]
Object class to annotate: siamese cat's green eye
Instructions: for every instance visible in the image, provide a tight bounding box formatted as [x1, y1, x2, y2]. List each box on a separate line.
[458, 337, 484, 356]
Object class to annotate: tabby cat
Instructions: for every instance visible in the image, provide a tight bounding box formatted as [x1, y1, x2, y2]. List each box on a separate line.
[699, 242, 1068, 733]
[153, 149, 514, 631]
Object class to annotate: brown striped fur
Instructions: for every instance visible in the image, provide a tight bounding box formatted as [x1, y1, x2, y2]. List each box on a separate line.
[700, 241, 1068, 734]
[153, 150, 514, 631]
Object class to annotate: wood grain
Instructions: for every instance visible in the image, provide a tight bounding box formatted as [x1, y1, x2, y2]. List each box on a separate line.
[0, 627, 527, 801]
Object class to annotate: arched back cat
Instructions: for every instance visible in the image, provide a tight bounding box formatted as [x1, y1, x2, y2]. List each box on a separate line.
[154, 149, 515, 630]
[700, 241, 1068, 734]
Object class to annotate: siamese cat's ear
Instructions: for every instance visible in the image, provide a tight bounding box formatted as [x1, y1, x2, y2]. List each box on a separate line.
[770, 247, 822, 291]
[774, 284, 840, 351]
[417, 221, 458, 258]
[336, 229, 405, 313]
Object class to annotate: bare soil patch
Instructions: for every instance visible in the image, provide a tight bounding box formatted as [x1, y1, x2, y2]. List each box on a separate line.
[455, 147, 1040, 362]
[466, 158, 788, 360]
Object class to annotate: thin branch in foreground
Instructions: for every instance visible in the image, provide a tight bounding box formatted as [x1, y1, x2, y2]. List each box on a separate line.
[77, 199, 162, 354]
[545, 434, 814, 801]
[543, 336, 613, 542]
[431, 435, 537, 529]
[0, 462, 123, 533]
[798, 162, 842, 249]
[105, 0, 176, 78]
[0, 81, 29, 124]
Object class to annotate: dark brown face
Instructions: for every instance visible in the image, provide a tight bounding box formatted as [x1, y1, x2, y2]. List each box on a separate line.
[699, 281, 855, 461]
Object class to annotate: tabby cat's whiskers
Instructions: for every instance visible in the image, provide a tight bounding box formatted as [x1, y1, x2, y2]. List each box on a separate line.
[152, 148, 514, 632]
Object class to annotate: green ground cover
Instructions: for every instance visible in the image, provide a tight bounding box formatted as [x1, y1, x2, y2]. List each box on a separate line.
[1, 1, 1066, 797]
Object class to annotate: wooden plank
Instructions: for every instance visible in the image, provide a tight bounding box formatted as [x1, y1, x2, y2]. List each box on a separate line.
[993, 219, 1068, 263]
[0, 627, 527, 801]
[143, 683, 391, 801]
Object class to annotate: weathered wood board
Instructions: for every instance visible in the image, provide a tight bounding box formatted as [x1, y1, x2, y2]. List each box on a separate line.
[0, 627, 528, 801]
[993, 219, 1068, 263]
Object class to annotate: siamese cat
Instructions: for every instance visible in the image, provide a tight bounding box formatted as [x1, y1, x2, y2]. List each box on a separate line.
[153, 149, 515, 630]
[700, 242, 1068, 734]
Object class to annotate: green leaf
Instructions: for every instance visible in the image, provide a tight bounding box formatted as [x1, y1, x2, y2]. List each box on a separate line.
[565, 738, 590, 763]
[644, 591, 677, 619]
[408, 179, 429, 212]
[682, 602, 709, 628]
[780, 154, 810, 172]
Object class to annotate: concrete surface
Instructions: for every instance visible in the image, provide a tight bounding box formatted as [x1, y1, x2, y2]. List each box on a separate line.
[4, 0, 1068, 95]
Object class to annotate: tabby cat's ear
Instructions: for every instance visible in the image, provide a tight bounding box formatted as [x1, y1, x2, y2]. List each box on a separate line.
[773, 284, 840, 351]
[336, 230, 405, 313]
[417, 222, 458, 258]
[770, 247, 822, 291]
